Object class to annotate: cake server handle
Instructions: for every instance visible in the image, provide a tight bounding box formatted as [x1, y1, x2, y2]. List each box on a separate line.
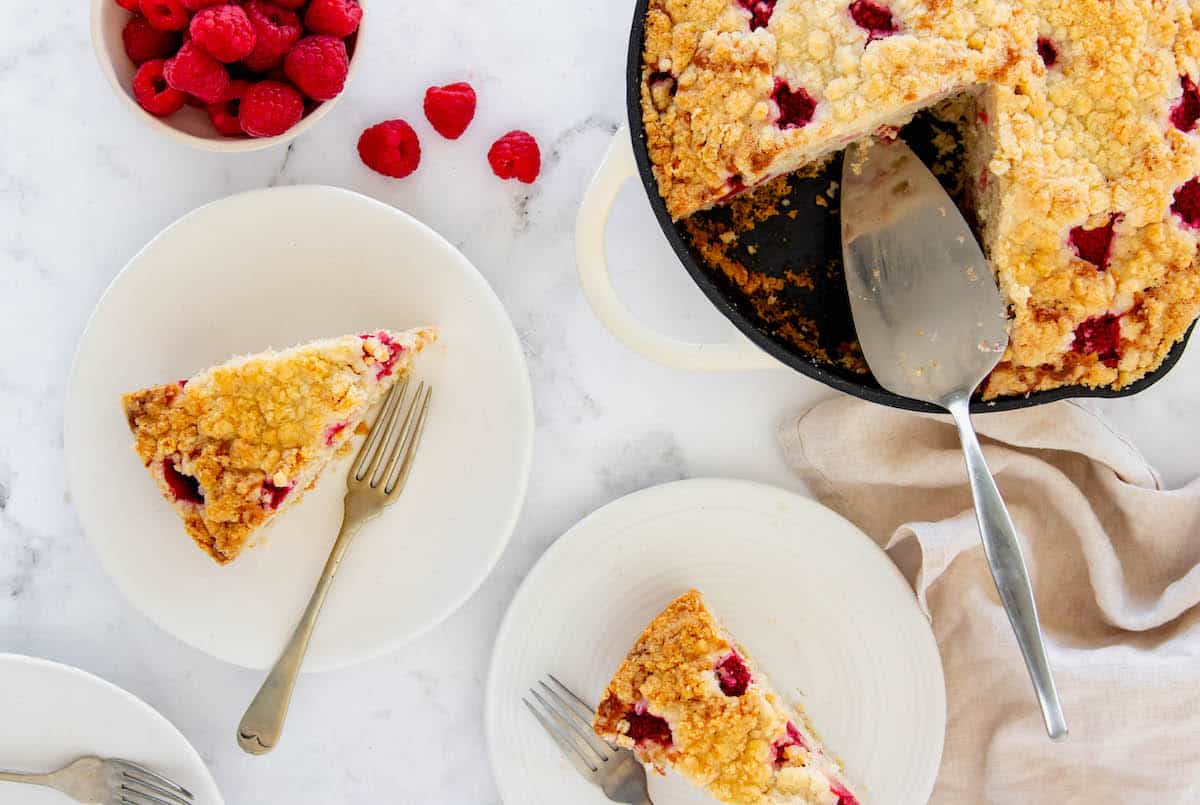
[945, 392, 1068, 740]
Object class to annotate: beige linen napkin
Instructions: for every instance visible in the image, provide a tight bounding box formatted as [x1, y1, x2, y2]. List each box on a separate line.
[779, 398, 1200, 803]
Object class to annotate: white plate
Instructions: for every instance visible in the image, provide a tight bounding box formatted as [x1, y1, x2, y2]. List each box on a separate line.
[0, 654, 223, 804]
[65, 186, 534, 671]
[485, 478, 945, 805]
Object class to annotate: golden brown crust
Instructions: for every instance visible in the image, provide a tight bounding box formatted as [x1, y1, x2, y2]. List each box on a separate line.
[593, 590, 856, 805]
[643, 0, 1200, 399]
[122, 328, 435, 563]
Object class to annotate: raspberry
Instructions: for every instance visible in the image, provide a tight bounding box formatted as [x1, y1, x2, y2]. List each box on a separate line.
[357, 120, 421, 178]
[182, 0, 227, 9]
[829, 782, 860, 805]
[190, 5, 257, 63]
[138, 0, 189, 31]
[284, 35, 349, 101]
[122, 15, 180, 64]
[423, 82, 476, 139]
[115, 0, 140, 11]
[737, 0, 776, 30]
[132, 59, 187, 116]
[206, 79, 251, 136]
[772, 722, 809, 767]
[1072, 313, 1122, 367]
[164, 41, 230, 103]
[269, 0, 306, 7]
[1037, 37, 1058, 68]
[714, 652, 752, 696]
[1068, 213, 1120, 270]
[623, 708, 672, 746]
[304, 0, 363, 37]
[239, 80, 304, 136]
[773, 79, 816, 129]
[849, 0, 897, 38]
[1171, 177, 1200, 228]
[488, 130, 541, 183]
[1171, 76, 1200, 133]
[162, 459, 204, 504]
[242, 1, 302, 72]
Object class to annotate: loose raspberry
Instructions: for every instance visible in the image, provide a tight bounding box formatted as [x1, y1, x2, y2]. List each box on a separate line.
[132, 59, 187, 117]
[488, 130, 541, 183]
[206, 79, 251, 136]
[357, 120, 421, 178]
[164, 41, 230, 103]
[423, 82, 476, 139]
[239, 80, 304, 136]
[268, 0, 306, 8]
[138, 0, 189, 31]
[115, 0, 141, 12]
[122, 15, 180, 64]
[182, 0, 227, 9]
[773, 78, 817, 129]
[304, 0, 363, 37]
[242, 1, 303, 72]
[284, 35, 349, 101]
[190, 5, 257, 63]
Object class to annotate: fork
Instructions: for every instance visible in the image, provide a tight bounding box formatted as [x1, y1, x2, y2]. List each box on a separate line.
[236, 378, 434, 755]
[524, 675, 654, 805]
[0, 756, 194, 804]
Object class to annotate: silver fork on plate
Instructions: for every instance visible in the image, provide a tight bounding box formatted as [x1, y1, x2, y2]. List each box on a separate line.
[0, 756, 194, 804]
[236, 378, 434, 755]
[524, 675, 654, 805]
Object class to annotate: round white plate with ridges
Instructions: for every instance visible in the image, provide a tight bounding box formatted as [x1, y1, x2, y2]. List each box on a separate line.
[0, 654, 223, 804]
[486, 478, 945, 805]
[65, 185, 534, 671]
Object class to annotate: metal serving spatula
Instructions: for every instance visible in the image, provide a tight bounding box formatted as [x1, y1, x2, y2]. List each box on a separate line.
[840, 137, 1068, 740]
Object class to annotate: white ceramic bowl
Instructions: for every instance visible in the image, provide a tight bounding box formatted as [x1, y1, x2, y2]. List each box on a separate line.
[90, 0, 365, 152]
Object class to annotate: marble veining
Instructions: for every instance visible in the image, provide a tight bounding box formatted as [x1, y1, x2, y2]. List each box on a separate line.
[4, 2, 1200, 803]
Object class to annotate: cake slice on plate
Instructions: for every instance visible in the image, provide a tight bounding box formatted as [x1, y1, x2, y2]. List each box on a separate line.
[122, 328, 436, 564]
[594, 590, 859, 805]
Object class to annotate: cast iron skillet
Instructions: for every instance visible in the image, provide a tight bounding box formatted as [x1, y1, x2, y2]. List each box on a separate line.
[625, 0, 1193, 413]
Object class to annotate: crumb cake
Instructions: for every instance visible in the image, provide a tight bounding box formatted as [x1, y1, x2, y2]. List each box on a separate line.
[122, 328, 435, 564]
[640, 0, 1200, 397]
[594, 590, 859, 805]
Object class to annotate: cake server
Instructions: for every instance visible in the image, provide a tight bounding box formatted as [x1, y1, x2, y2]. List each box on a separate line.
[840, 137, 1067, 740]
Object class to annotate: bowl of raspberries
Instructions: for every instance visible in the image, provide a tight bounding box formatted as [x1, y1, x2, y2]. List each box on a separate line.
[92, 0, 364, 150]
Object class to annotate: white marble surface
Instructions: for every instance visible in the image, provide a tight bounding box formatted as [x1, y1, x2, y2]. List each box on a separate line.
[3, 3, 1199, 804]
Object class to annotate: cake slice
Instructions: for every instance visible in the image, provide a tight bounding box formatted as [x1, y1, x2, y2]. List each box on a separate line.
[594, 590, 859, 805]
[122, 328, 436, 564]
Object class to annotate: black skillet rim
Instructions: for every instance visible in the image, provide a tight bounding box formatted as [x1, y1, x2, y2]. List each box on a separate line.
[623, 0, 1193, 414]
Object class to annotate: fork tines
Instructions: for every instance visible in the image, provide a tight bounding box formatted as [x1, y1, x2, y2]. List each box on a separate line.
[351, 377, 433, 494]
[523, 674, 612, 775]
[115, 758, 194, 805]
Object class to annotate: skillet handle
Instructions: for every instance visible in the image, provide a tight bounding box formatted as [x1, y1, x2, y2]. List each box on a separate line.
[575, 126, 782, 372]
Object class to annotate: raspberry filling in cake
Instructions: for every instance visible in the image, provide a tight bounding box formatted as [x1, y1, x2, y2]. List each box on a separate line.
[122, 327, 435, 563]
[639, 0, 1200, 399]
[594, 590, 859, 805]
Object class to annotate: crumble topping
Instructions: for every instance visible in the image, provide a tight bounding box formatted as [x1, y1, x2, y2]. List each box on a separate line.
[642, 0, 1200, 397]
[122, 328, 435, 563]
[594, 590, 857, 805]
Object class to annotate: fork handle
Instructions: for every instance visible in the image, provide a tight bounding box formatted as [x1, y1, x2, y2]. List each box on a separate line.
[237, 511, 365, 755]
[0, 770, 52, 787]
[945, 393, 1068, 740]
